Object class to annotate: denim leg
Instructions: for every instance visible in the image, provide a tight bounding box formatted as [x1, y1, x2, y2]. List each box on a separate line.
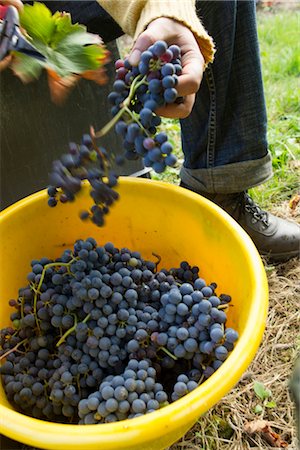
[180, 0, 273, 194]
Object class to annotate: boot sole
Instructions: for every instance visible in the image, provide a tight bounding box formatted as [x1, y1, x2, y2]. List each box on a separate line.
[260, 250, 300, 263]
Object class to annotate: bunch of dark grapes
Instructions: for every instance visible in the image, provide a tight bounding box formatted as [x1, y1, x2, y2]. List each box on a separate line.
[109, 40, 181, 172]
[46, 41, 183, 227]
[78, 359, 168, 424]
[0, 238, 239, 424]
[47, 134, 119, 226]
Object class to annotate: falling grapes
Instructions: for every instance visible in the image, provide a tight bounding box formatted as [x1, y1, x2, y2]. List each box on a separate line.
[47, 134, 119, 226]
[47, 41, 183, 226]
[0, 238, 239, 424]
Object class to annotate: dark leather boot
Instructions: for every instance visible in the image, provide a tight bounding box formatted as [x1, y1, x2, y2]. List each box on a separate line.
[180, 182, 300, 262]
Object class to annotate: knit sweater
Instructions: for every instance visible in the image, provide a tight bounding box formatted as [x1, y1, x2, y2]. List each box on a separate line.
[97, 0, 215, 65]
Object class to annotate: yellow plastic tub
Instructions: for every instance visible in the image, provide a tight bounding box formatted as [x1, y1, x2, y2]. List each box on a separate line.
[0, 177, 268, 450]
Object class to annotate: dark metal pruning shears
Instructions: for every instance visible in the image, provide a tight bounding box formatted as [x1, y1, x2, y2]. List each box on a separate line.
[0, 5, 46, 62]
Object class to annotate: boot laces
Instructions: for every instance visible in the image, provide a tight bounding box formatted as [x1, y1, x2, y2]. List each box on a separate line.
[242, 193, 269, 227]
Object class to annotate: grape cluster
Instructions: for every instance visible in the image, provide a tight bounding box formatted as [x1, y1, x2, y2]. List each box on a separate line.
[0, 238, 238, 424]
[47, 40, 182, 226]
[47, 134, 119, 226]
[78, 359, 168, 424]
[109, 40, 181, 172]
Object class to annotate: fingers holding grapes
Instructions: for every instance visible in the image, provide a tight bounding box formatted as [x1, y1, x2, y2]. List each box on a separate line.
[128, 17, 205, 118]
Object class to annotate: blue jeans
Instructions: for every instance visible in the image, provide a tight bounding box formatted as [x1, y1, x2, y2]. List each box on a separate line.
[44, 0, 273, 194]
[180, 0, 273, 193]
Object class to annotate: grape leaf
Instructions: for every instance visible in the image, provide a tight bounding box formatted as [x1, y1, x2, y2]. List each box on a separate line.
[19, 2, 56, 46]
[48, 11, 86, 47]
[11, 53, 43, 83]
[265, 400, 276, 408]
[253, 404, 263, 414]
[47, 70, 79, 105]
[10, 2, 109, 101]
[253, 381, 271, 401]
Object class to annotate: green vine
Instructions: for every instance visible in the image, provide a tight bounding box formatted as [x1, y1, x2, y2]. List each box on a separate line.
[159, 346, 178, 361]
[94, 74, 147, 139]
[56, 313, 91, 347]
[32, 258, 78, 332]
[0, 338, 28, 361]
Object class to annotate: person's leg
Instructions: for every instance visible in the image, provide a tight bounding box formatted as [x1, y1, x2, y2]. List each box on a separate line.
[179, 0, 299, 262]
[180, 0, 272, 193]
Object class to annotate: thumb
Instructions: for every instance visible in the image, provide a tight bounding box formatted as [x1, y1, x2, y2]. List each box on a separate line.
[127, 31, 155, 66]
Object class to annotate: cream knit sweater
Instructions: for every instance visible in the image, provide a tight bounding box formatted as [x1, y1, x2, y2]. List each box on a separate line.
[98, 0, 215, 64]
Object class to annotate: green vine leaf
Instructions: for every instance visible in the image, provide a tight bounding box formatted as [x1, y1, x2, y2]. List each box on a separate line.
[253, 404, 263, 414]
[10, 2, 109, 102]
[265, 400, 277, 408]
[253, 381, 272, 401]
[11, 53, 43, 83]
[19, 2, 57, 45]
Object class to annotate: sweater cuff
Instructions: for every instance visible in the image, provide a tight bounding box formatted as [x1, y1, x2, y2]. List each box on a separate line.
[133, 1, 215, 65]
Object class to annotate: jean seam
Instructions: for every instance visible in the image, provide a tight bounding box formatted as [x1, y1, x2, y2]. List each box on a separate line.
[205, 65, 216, 168]
[179, 151, 273, 194]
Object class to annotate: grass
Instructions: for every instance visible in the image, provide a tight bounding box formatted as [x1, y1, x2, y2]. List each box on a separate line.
[252, 9, 300, 206]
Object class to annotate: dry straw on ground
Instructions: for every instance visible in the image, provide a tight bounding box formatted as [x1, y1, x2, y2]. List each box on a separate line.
[171, 202, 300, 450]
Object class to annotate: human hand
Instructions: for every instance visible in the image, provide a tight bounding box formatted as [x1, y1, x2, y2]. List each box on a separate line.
[0, 0, 23, 11]
[0, 55, 11, 70]
[0, 0, 23, 71]
[128, 17, 204, 119]
[0, 0, 23, 72]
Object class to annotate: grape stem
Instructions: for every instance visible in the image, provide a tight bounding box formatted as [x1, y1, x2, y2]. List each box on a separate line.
[0, 338, 28, 361]
[19, 296, 24, 319]
[56, 315, 78, 347]
[90, 126, 109, 173]
[123, 106, 151, 138]
[218, 304, 229, 311]
[94, 74, 147, 139]
[159, 346, 178, 361]
[152, 252, 161, 272]
[123, 74, 146, 107]
[33, 259, 78, 333]
[94, 106, 125, 139]
[56, 313, 90, 347]
[198, 373, 205, 385]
